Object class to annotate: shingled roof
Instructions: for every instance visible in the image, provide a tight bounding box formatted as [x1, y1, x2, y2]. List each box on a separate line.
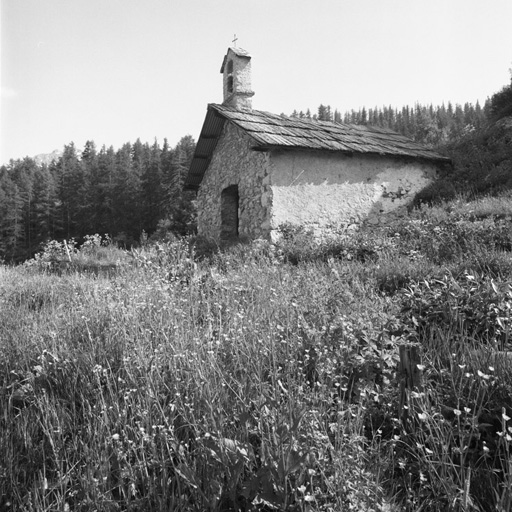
[185, 103, 450, 190]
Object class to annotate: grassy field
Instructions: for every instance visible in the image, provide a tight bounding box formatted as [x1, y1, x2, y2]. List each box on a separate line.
[3, 196, 512, 511]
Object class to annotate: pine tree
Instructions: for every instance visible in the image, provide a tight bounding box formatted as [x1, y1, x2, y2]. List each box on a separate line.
[95, 145, 117, 234]
[0, 168, 25, 261]
[112, 142, 142, 245]
[31, 163, 58, 248]
[160, 136, 196, 236]
[140, 140, 164, 234]
[81, 140, 100, 235]
[55, 143, 84, 239]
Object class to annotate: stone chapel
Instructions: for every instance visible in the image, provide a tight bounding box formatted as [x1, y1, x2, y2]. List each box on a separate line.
[185, 47, 450, 241]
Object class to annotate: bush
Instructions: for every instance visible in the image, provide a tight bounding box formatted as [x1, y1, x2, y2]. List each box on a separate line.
[412, 178, 458, 207]
[24, 234, 128, 275]
[400, 271, 512, 350]
[274, 223, 393, 265]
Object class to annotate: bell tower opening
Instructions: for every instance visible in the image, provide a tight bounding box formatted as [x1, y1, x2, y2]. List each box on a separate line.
[227, 60, 234, 92]
[220, 185, 239, 240]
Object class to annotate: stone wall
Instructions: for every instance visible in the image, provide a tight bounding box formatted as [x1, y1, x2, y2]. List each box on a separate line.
[269, 149, 439, 231]
[197, 123, 271, 240]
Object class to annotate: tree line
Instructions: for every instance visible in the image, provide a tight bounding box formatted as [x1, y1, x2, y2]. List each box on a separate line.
[291, 100, 490, 146]
[290, 76, 511, 158]
[0, 136, 196, 262]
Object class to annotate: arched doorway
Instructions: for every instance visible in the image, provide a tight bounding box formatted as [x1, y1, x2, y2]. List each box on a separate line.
[220, 185, 239, 240]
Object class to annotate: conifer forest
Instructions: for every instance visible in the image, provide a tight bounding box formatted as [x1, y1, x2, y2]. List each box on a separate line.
[0, 137, 196, 262]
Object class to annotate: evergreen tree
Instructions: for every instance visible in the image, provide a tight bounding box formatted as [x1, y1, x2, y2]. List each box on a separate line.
[94, 145, 117, 234]
[113, 142, 142, 245]
[31, 163, 58, 247]
[141, 140, 164, 234]
[160, 135, 196, 235]
[0, 169, 25, 260]
[489, 80, 512, 121]
[55, 143, 84, 239]
[81, 140, 100, 235]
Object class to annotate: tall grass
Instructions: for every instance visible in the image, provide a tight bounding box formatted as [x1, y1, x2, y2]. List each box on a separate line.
[1, 241, 396, 511]
[3, 193, 512, 510]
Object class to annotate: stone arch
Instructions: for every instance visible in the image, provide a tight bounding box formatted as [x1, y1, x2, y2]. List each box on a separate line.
[220, 185, 239, 240]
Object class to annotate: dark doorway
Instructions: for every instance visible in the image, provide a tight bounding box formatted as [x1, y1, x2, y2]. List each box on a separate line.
[221, 185, 239, 240]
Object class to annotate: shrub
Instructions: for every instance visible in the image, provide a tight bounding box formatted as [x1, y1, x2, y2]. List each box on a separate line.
[400, 271, 512, 350]
[24, 235, 128, 276]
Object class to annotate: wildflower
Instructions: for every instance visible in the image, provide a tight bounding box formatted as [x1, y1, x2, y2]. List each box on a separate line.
[477, 370, 490, 380]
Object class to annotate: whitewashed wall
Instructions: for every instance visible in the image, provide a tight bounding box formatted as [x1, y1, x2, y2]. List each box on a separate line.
[269, 149, 439, 232]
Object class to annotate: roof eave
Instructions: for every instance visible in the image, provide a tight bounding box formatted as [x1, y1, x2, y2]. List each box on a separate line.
[252, 143, 450, 164]
[184, 105, 228, 189]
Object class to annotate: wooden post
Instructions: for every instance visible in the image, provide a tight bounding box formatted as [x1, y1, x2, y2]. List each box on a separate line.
[398, 344, 423, 425]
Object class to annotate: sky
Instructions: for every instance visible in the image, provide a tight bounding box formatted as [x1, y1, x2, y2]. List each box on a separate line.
[1, 0, 512, 164]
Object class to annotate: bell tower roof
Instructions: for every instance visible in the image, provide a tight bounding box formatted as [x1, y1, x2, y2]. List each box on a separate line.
[220, 47, 251, 73]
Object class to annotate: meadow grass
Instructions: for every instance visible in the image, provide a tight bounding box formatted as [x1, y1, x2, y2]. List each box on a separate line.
[3, 194, 512, 511]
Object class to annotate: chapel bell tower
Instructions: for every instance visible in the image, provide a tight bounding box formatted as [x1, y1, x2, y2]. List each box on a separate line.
[220, 47, 254, 110]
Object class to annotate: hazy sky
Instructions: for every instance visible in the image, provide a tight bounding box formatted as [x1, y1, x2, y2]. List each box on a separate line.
[1, 0, 512, 164]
